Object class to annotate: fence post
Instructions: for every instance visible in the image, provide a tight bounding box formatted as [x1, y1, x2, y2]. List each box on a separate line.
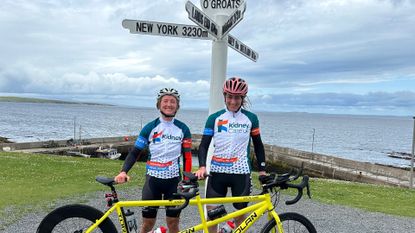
[410, 116, 415, 188]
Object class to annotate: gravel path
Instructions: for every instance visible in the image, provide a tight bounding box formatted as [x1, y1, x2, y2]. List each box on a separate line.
[2, 187, 414, 233]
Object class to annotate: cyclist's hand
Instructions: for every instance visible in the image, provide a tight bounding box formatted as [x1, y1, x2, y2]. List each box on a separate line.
[114, 171, 130, 184]
[194, 167, 207, 180]
[259, 173, 272, 185]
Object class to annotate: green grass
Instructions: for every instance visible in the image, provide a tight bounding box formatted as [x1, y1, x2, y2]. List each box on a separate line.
[308, 178, 415, 217]
[0, 151, 145, 225]
[1, 151, 414, 223]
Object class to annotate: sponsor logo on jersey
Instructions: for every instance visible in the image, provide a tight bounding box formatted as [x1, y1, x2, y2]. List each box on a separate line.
[211, 155, 238, 167]
[217, 119, 228, 132]
[162, 134, 182, 141]
[152, 131, 182, 143]
[228, 122, 250, 133]
[146, 161, 173, 171]
[152, 131, 163, 143]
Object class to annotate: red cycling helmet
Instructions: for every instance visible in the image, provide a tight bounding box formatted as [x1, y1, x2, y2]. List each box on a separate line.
[223, 77, 248, 96]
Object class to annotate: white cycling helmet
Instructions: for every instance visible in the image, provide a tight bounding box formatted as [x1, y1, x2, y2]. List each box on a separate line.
[156, 88, 180, 117]
[157, 88, 180, 102]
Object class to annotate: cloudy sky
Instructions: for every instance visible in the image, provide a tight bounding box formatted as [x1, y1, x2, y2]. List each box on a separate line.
[1, 0, 414, 116]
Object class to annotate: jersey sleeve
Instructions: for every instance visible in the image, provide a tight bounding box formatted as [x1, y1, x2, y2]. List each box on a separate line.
[181, 124, 192, 174]
[134, 123, 152, 149]
[250, 113, 260, 136]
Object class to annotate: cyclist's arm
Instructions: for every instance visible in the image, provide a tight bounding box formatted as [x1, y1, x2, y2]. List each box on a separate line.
[121, 146, 142, 173]
[251, 132, 266, 172]
[198, 134, 212, 167]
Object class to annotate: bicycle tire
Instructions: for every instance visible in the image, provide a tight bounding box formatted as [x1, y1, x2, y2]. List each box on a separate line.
[260, 212, 317, 233]
[36, 204, 118, 233]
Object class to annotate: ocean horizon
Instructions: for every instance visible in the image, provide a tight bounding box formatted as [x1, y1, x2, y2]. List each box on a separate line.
[0, 101, 413, 168]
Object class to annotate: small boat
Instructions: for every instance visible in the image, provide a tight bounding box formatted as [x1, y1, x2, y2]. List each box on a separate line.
[96, 147, 121, 160]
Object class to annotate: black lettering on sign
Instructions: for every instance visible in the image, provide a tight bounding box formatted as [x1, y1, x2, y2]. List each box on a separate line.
[157, 24, 178, 35]
[191, 7, 204, 25]
[203, 0, 209, 8]
[136, 22, 153, 33]
[203, 17, 211, 30]
[222, 9, 241, 34]
[210, 23, 218, 36]
[211, 0, 241, 9]
[228, 36, 235, 46]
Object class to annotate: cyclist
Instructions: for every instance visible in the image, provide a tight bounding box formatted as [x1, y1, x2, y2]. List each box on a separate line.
[115, 88, 192, 233]
[195, 77, 266, 232]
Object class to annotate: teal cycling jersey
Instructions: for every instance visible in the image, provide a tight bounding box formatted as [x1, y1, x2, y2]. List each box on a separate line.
[135, 117, 192, 179]
[203, 108, 261, 174]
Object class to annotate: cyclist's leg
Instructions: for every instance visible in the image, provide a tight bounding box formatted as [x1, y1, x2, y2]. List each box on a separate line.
[141, 175, 161, 232]
[164, 177, 181, 233]
[206, 172, 229, 233]
[230, 173, 252, 227]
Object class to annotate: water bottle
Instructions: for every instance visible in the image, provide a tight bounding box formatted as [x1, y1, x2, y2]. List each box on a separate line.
[147, 226, 167, 233]
[124, 209, 138, 233]
[219, 221, 235, 233]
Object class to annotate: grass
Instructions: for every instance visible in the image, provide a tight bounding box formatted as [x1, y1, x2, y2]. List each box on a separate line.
[1, 151, 414, 223]
[0, 151, 145, 226]
[308, 178, 415, 217]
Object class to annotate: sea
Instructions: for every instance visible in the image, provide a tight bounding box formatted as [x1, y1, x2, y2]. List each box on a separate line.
[0, 102, 413, 168]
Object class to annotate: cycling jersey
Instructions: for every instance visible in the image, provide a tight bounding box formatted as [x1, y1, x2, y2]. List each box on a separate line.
[198, 108, 266, 174]
[123, 117, 192, 179]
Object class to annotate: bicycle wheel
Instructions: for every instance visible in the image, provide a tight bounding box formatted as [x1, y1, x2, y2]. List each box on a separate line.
[260, 212, 317, 233]
[37, 204, 117, 233]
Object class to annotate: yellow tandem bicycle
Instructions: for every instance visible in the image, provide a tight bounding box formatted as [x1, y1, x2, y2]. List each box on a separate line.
[37, 169, 316, 233]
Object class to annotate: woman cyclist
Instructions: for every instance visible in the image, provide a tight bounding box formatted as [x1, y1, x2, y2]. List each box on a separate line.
[115, 88, 192, 233]
[195, 77, 266, 232]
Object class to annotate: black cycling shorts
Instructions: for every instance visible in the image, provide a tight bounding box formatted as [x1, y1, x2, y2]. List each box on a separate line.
[141, 175, 181, 218]
[206, 172, 252, 209]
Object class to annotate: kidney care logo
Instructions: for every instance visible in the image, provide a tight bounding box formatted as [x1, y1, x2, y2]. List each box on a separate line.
[152, 130, 182, 143]
[152, 131, 163, 143]
[217, 119, 228, 132]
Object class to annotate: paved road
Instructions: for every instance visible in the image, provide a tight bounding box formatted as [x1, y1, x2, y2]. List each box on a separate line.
[1, 187, 414, 233]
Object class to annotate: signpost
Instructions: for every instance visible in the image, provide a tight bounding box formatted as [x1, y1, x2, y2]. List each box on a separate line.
[122, 20, 210, 40]
[122, 0, 259, 192]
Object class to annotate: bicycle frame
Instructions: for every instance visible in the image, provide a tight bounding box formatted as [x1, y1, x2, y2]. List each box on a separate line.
[85, 192, 283, 233]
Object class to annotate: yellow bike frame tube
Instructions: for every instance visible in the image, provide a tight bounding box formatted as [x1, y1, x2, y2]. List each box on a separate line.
[195, 194, 267, 205]
[85, 205, 117, 233]
[179, 201, 268, 233]
[85, 193, 276, 233]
